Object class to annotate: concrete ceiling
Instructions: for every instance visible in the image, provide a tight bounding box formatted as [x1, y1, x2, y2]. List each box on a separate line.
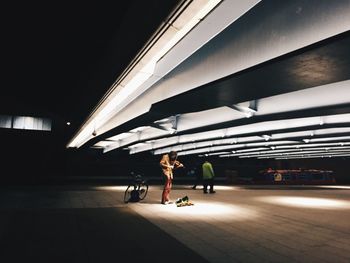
[78, 0, 350, 160]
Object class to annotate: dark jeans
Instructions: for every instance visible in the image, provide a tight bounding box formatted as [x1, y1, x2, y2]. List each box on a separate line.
[203, 178, 214, 193]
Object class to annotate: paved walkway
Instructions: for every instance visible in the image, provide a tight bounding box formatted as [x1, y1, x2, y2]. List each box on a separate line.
[1, 184, 350, 262]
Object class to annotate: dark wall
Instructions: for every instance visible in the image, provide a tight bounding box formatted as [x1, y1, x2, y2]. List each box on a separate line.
[175, 155, 350, 184]
[1, 129, 63, 182]
[264, 158, 350, 184]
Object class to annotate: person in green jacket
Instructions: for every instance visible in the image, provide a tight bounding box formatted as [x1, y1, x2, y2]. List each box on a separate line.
[202, 160, 216, 194]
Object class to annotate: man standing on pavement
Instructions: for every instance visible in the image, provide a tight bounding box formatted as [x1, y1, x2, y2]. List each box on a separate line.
[202, 160, 216, 194]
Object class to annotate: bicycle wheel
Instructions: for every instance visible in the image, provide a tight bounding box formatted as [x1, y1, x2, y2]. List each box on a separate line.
[123, 184, 133, 203]
[138, 182, 149, 200]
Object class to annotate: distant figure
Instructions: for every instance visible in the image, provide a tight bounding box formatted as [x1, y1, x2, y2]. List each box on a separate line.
[191, 164, 202, 190]
[159, 151, 184, 204]
[202, 160, 215, 194]
[274, 172, 282, 182]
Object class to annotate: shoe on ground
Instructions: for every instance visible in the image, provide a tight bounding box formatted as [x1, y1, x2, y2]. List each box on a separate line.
[209, 191, 216, 194]
[203, 191, 208, 194]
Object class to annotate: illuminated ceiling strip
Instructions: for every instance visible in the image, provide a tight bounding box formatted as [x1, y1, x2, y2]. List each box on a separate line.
[246, 152, 350, 159]
[198, 147, 270, 157]
[107, 133, 132, 141]
[233, 147, 270, 153]
[271, 127, 350, 140]
[251, 80, 350, 119]
[156, 141, 300, 156]
[303, 136, 350, 143]
[229, 149, 317, 157]
[93, 140, 118, 148]
[234, 150, 327, 158]
[203, 151, 231, 156]
[174, 141, 299, 156]
[274, 153, 350, 160]
[185, 141, 350, 157]
[236, 149, 350, 159]
[225, 146, 350, 157]
[275, 141, 350, 149]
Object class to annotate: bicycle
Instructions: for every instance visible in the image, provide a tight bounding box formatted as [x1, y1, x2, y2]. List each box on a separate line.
[123, 173, 149, 203]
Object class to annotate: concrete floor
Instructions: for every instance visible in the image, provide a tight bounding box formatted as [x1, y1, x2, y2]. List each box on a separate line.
[0, 184, 349, 262]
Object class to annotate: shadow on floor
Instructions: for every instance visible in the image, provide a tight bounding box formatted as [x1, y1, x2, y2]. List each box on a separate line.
[0, 207, 208, 263]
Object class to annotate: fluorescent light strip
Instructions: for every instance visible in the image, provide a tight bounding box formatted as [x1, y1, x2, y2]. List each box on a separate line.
[275, 141, 350, 149]
[224, 114, 350, 137]
[248, 152, 350, 159]
[228, 146, 350, 157]
[203, 151, 231, 156]
[128, 142, 147, 148]
[174, 141, 299, 156]
[237, 149, 350, 159]
[177, 145, 251, 156]
[306, 136, 350, 143]
[274, 153, 350, 160]
[233, 149, 316, 157]
[219, 145, 350, 157]
[234, 147, 270, 153]
[102, 132, 131, 142]
[271, 127, 350, 140]
[93, 141, 118, 148]
[245, 149, 350, 158]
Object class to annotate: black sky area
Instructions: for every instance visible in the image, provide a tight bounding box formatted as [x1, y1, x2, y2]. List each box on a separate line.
[0, 1, 180, 143]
